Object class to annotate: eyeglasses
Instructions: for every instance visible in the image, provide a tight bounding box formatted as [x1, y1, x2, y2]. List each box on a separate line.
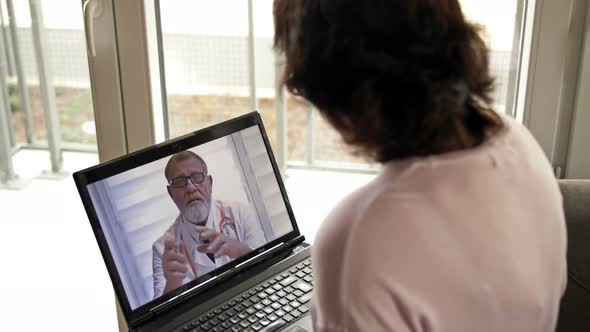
[169, 172, 206, 188]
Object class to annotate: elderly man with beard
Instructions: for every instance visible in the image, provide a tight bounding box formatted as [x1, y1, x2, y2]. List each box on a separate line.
[152, 150, 266, 298]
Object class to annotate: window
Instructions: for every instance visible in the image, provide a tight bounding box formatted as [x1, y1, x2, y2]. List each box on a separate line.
[1, 0, 97, 183]
[149, 0, 529, 172]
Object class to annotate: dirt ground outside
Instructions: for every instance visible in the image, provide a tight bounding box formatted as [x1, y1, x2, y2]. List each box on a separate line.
[8, 85, 367, 164]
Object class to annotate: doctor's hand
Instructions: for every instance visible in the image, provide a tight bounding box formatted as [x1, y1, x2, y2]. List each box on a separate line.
[162, 239, 188, 293]
[195, 226, 251, 259]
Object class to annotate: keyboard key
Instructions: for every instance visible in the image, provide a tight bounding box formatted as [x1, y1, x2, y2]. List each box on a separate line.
[261, 299, 272, 306]
[217, 314, 227, 322]
[231, 326, 241, 332]
[272, 284, 282, 291]
[228, 301, 237, 307]
[262, 282, 270, 288]
[249, 290, 258, 296]
[234, 304, 245, 312]
[278, 298, 288, 305]
[267, 314, 278, 322]
[230, 317, 240, 324]
[283, 314, 294, 322]
[226, 309, 237, 317]
[276, 290, 287, 298]
[238, 312, 248, 319]
[255, 311, 266, 319]
[200, 323, 211, 331]
[303, 276, 313, 283]
[221, 321, 232, 329]
[240, 320, 251, 328]
[280, 276, 297, 287]
[290, 301, 301, 308]
[242, 300, 253, 307]
[265, 288, 276, 295]
[298, 292, 313, 304]
[284, 286, 294, 293]
[282, 305, 293, 312]
[248, 316, 258, 324]
[293, 290, 304, 298]
[286, 294, 296, 301]
[206, 313, 215, 319]
[263, 307, 274, 314]
[268, 279, 277, 285]
[289, 267, 298, 274]
[303, 267, 312, 274]
[304, 260, 312, 266]
[299, 305, 309, 313]
[291, 309, 302, 318]
[293, 281, 313, 293]
[209, 318, 219, 326]
[271, 302, 281, 310]
[212, 326, 224, 332]
[259, 319, 271, 326]
[246, 307, 257, 315]
[254, 303, 264, 310]
[269, 295, 279, 302]
[251, 323, 263, 331]
[275, 309, 286, 317]
[295, 271, 306, 279]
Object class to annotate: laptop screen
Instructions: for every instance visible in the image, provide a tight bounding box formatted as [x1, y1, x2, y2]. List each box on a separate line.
[75, 113, 298, 320]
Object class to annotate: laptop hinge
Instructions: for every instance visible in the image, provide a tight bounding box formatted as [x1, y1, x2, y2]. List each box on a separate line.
[147, 235, 305, 319]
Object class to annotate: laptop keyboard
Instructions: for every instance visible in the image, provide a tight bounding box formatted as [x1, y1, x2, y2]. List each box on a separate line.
[175, 258, 313, 332]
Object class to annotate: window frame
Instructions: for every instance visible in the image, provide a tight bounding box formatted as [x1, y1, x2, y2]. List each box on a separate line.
[565, 3, 590, 178]
[518, 0, 589, 178]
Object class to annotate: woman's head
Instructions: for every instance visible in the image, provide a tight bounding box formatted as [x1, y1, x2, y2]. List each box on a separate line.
[273, 0, 503, 162]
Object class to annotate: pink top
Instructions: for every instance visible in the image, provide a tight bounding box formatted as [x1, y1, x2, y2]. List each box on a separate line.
[311, 115, 567, 332]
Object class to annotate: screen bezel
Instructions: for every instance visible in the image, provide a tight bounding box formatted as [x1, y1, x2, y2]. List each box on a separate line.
[73, 112, 301, 325]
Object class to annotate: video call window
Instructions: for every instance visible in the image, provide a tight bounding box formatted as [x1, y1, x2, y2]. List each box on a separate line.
[86, 126, 293, 310]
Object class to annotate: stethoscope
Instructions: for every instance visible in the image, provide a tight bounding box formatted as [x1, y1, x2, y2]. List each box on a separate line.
[216, 201, 238, 240]
[178, 201, 238, 278]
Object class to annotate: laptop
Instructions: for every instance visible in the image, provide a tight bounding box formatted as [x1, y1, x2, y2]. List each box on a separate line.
[73, 112, 314, 332]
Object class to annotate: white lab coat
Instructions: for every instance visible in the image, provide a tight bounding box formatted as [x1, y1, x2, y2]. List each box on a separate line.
[152, 200, 266, 299]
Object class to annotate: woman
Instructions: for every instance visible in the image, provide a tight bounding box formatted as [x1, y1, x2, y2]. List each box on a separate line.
[273, 1, 567, 331]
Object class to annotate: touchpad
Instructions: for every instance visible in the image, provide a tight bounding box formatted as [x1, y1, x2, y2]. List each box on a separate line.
[285, 315, 312, 332]
[287, 327, 308, 332]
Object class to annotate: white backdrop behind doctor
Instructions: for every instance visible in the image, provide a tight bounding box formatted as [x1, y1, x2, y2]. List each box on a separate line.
[88, 136, 253, 309]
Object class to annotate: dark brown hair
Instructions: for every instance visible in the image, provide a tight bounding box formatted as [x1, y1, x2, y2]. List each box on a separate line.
[274, 0, 503, 162]
[164, 151, 208, 182]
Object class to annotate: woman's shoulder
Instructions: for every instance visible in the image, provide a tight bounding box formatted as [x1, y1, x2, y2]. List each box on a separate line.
[315, 176, 426, 255]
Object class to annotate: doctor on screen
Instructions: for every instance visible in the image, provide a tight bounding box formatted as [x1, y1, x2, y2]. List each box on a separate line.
[152, 151, 266, 298]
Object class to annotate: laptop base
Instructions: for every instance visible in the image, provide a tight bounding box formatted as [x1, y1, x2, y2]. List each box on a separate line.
[138, 245, 313, 332]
